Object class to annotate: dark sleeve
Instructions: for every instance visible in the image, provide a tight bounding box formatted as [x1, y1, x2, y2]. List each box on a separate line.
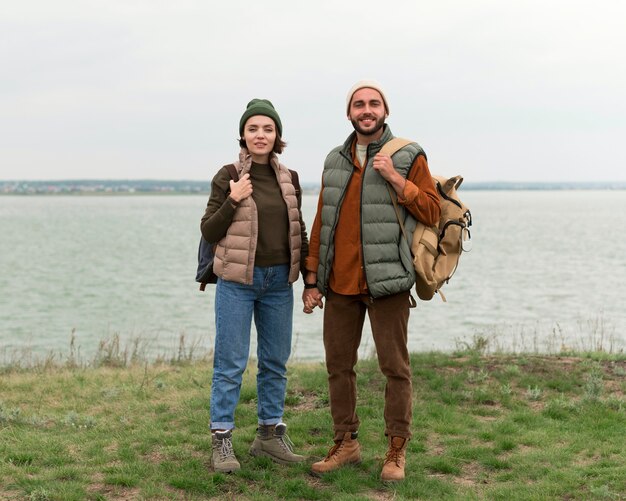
[200, 167, 238, 243]
[296, 183, 310, 279]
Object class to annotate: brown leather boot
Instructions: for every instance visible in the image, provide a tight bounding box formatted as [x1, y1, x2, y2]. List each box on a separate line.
[310, 432, 361, 476]
[380, 436, 408, 482]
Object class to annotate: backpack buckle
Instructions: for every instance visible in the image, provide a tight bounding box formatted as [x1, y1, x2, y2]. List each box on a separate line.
[461, 227, 472, 252]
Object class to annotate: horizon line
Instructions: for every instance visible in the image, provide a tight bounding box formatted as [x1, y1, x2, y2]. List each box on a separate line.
[2, 178, 626, 185]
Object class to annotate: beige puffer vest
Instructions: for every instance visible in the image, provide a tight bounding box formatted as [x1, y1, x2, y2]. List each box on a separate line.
[213, 149, 302, 285]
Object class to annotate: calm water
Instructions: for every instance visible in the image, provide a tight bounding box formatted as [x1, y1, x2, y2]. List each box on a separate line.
[1, 191, 625, 362]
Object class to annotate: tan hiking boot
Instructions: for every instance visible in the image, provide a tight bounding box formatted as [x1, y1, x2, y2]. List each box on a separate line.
[310, 432, 361, 476]
[249, 423, 305, 464]
[381, 436, 408, 482]
[211, 430, 240, 473]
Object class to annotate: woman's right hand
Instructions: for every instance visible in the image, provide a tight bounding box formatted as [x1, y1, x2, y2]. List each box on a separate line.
[229, 173, 253, 203]
[302, 288, 324, 314]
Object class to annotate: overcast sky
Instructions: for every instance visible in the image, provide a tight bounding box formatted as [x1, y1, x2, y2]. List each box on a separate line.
[2, 0, 625, 183]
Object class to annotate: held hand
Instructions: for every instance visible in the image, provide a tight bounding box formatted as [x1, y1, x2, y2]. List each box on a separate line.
[229, 173, 253, 203]
[302, 288, 324, 314]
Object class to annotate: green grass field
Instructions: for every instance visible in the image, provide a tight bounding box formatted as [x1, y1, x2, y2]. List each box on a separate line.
[1, 344, 625, 500]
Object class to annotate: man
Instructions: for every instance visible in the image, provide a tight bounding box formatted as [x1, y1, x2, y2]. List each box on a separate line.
[302, 80, 440, 482]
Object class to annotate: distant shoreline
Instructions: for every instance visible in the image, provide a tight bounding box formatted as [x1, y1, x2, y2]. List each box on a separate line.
[1, 179, 625, 195]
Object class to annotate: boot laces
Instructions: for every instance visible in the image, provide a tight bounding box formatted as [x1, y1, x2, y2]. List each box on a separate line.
[217, 436, 236, 461]
[384, 445, 402, 466]
[276, 433, 296, 453]
[324, 441, 343, 461]
[272, 424, 296, 453]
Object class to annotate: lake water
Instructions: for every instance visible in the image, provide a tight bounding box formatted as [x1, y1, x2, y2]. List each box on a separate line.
[1, 191, 625, 363]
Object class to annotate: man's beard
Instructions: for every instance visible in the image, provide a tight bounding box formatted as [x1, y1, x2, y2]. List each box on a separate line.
[350, 115, 385, 136]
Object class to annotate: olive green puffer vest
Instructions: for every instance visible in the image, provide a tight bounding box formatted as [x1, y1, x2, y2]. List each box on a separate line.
[317, 127, 423, 298]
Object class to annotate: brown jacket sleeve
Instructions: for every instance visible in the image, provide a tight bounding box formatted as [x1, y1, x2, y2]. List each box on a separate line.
[398, 154, 440, 226]
[304, 179, 324, 273]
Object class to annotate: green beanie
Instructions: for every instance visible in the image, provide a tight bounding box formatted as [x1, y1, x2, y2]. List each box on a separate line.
[239, 98, 283, 137]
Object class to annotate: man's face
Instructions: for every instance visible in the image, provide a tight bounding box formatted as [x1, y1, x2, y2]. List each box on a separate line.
[348, 88, 387, 136]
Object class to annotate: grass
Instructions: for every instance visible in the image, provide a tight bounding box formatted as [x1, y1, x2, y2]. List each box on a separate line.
[1, 340, 625, 500]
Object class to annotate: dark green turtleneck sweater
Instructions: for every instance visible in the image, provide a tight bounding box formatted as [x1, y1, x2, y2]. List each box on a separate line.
[248, 162, 290, 266]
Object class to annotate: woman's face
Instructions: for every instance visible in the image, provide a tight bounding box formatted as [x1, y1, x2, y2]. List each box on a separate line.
[243, 115, 276, 162]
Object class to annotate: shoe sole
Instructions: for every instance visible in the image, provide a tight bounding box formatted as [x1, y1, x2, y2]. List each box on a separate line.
[249, 447, 305, 465]
[310, 459, 362, 477]
[212, 466, 240, 473]
[212, 456, 240, 473]
[381, 476, 404, 482]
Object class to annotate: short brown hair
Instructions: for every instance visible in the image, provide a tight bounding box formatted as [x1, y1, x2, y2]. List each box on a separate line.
[238, 136, 286, 154]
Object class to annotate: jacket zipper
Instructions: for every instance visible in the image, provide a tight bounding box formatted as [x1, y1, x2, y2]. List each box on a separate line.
[326, 150, 354, 295]
[361, 146, 372, 300]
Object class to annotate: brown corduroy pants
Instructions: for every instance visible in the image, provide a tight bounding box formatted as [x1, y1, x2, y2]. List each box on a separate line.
[322, 288, 413, 441]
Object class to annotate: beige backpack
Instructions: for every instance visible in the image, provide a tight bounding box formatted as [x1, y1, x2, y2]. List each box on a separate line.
[382, 138, 473, 302]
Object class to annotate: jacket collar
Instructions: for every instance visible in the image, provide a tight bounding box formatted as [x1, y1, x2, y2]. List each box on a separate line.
[237, 147, 281, 175]
[340, 125, 394, 158]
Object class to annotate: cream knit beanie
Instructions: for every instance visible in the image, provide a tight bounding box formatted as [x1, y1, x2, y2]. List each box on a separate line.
[346, 80, 389, 115]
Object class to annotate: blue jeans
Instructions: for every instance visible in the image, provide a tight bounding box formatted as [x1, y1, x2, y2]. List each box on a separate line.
[210, 265, 293, 430]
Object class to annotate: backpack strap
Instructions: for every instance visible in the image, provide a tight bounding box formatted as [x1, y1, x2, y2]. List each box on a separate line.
[381, 138, 414, 253]
[380, 137, 413, 157]
[377, 138, 420, 307]
[288, 169, 301, 196]
[388, 185, 411, 254]
[224, 163, 239, 182]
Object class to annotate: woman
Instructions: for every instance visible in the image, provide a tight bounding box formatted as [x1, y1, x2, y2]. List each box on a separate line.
[200, 99, 309, 472]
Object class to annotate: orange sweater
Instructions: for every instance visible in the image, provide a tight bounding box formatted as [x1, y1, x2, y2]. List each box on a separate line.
[305, 146, 440, 295]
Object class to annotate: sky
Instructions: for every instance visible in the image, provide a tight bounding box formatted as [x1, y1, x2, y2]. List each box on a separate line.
[2, 0, 625, 183]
